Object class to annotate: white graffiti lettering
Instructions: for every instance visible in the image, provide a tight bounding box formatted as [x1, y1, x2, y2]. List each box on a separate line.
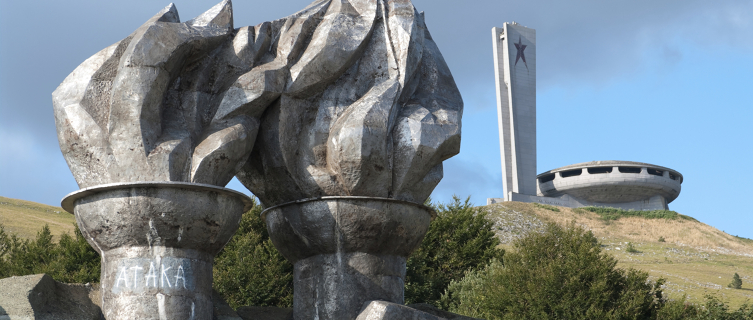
[116, 267, 129, 288]
[145, 262, 158, 287]
[111, 259, 192, 291]
[130, 266, 143, 287]
[175, 265, 187, 289]
[161, 265, 172, 288]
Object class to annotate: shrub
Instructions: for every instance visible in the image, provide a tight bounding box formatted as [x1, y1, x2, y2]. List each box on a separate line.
[0, 224, 100, 283]
[695, 295, 753, 320]
[655, 297, 700, 320]
[533, 203, 560, 212]
[213, 198, 294, 308]
[582, 207, 695, 222]
[626, 242, 639, 253]
[441, 222, 665, 319]
[404, 196, 504, 306]
[728, 273, 743, 289]
[658, 236, 666, 242]
[656, 295, 753, 320]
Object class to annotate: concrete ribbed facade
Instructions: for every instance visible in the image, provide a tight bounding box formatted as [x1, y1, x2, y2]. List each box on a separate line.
[492, 23, 537, 199]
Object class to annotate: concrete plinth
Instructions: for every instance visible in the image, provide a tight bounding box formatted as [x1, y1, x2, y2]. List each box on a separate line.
[61, 182, 252, 320]
[263, 197, 434, 320]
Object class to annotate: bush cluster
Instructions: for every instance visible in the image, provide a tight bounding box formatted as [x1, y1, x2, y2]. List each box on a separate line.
[441, 222, 666, 319]
[658, 295, 753, 320]
[405, 196, 504, 306]
[0, 224, 100, 283]
[440, 221, 753, 320]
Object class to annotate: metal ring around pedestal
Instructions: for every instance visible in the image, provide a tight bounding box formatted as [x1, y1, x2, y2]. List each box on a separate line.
[260, 196, 437, 221]
[61, 181, 254, 214]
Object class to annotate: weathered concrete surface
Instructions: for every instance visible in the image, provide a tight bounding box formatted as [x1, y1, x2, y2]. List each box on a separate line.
[492, 23, 537, 200]
[53, 0, 258, 188]
[264, 197, 433, 320]
[0, 274, 102, 320]
[0, 274, 244, 320]
[0, 275, 479, 320]
[54, 0, 462, 198]
[212, 291, 243, 320]
[356, 301, 445, 320]
[54, 0, 462, 319]
[235, 0, 463, 208]
[235, 306, 292, 320]
[53, 1, 258, 317]
[537, 161, 682, 205]
[63, 182, 250, 320]
[490, 161, 683, 211]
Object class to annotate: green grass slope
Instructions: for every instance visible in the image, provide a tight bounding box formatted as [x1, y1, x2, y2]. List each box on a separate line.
[0, 196, 75, 241]
[482, 201, 753, 309]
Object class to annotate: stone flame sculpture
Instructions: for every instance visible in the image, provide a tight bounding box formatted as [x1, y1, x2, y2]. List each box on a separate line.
[230, 1, 463, 318]
[54, 0, 462, 319]
[54, 2, 256, 319]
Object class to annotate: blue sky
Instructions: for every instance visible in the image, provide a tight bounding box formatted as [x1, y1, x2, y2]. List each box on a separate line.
[1, 0, 751, 238]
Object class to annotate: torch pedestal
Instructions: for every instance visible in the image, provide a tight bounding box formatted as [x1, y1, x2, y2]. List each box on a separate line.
[62, 182, 252, 320]
[263, 197, 434, 320]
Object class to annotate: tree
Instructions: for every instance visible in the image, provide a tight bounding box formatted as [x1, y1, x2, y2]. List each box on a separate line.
[0, 224, 100, 283]
[442, 222, 665, 320]
[213, 198, 294, 308]
[404, 196, 504, 306]
[729, 273, 743, 289]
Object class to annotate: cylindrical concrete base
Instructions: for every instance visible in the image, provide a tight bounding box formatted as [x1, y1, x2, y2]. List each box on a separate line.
[62, 182, 252, 320]
[293, 253, 406, 320]
[263, 196, 434, 320]
[100, 247, 214, 320]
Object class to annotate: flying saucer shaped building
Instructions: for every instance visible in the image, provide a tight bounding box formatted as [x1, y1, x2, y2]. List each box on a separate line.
[489, 23, 683, 210]
[535, 161, 683, 210]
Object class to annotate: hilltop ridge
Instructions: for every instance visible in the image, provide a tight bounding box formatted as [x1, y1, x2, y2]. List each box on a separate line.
[0, 196, 75, 240]
[482, 201, 753, 308]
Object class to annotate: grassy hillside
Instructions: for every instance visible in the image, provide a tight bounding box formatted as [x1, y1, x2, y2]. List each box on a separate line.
[483, 201, 753, 309]
[0, 196, 75, 240]
[2, 195, 751, 308]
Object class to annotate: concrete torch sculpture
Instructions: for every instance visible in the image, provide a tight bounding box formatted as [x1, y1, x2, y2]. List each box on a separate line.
[54, 2, 256, 319]
[54, 0, 462, 319]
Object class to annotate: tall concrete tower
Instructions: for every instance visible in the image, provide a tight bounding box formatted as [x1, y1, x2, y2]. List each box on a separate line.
[492, 23, 537, 201]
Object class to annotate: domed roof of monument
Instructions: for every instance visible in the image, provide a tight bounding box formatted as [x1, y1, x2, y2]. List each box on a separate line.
[538, 160, 682, 180]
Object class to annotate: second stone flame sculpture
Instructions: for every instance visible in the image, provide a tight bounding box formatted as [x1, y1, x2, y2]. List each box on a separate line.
[232, 0, 463, 208]
[54, 0, 462, 319]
